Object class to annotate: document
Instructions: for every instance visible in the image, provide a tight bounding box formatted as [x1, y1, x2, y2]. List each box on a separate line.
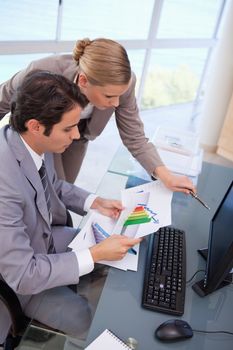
[85, 329, 131, 349]
[152, 125, 200, 156]
[152, 125, 203, 177]
[116, 180, 172, 238]
[157, 148, 203, 177]
[69, 180, 172, 271]
[69, 212, 140, 271]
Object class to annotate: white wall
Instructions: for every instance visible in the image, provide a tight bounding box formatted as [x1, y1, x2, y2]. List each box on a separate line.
[200, 1, 233, 150]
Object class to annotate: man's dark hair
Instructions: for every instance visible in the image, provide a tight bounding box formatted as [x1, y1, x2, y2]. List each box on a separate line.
[10, 70, 88, 136]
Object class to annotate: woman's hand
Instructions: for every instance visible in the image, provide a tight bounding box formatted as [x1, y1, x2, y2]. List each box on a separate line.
[91, 197, 123, 219]
[154, 166, 196, 194]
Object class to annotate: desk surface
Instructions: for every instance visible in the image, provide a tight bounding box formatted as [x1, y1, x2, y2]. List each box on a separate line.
[18, 161, 233, 350]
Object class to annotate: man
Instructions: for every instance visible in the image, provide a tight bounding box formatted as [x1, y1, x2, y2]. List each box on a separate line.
[0, 71, 140, 343]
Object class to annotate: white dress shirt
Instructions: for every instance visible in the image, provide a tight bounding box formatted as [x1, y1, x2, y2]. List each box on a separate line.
[80, 102, 94, 119]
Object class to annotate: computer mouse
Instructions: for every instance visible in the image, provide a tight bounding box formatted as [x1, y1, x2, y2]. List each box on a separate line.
[155, 319, 193, 341]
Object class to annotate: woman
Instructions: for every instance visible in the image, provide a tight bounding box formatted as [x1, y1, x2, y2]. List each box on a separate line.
[0, 38, 195, 194]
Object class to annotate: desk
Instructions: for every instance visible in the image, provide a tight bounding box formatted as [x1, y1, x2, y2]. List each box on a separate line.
[18, 161, 233, 350]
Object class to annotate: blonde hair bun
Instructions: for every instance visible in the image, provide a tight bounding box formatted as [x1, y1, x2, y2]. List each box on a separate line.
[73, 38, 92, 62]
[72, 37, 131, 85]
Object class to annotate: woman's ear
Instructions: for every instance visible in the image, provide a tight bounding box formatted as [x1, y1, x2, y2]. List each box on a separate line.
[78, 72, 88, 89]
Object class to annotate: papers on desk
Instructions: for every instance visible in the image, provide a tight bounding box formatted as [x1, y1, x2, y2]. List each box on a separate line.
[153, 126, 200, 156]
[69, 181, 172, 271]
[152, 126, 203, 178]
[157, 148, 203, 177]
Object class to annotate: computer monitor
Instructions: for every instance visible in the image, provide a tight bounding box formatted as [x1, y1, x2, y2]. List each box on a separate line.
[192, 180, 233, 297]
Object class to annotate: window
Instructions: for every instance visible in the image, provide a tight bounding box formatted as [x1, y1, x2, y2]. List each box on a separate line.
[138, 0, 225, 109]
[0, 54, 50, 83]
[0, 0, 58, 40]
[61, 0, 154, 40]
[158, 0, 223, 38]
[0, 0, 227, 114]
[141, 48, 208, 109]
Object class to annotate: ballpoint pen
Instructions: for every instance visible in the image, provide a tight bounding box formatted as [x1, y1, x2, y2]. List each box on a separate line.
[189, 191, 210, 210]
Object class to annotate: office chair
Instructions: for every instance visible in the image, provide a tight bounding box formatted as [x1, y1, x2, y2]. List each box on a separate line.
[0, 210, 73, 350]
[0, 280, 30, 350]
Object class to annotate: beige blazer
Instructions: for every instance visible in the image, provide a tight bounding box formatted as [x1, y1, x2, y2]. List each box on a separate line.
[0, 55, 163, 182]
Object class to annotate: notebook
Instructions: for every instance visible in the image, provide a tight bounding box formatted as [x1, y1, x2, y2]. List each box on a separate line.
[85, 329, 131, 349]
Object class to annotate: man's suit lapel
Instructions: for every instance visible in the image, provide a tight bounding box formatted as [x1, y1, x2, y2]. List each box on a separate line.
[7, 128, 51, 228]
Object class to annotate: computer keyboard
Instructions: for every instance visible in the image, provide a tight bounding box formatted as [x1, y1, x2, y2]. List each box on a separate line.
[142, 226, 186, 316]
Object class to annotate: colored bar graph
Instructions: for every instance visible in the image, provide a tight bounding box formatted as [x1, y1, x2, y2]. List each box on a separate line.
[92, 222, 110, 244]
[123, 206, 151, 227]
[92, 222, 137, 255]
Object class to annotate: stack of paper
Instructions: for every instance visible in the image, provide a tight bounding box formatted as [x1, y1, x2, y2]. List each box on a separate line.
[69, 181, 172, 272]
[157, 148, 203, 177]
[152, 126, 203, 177]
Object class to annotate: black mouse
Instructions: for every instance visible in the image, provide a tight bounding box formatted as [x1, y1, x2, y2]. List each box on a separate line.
[155, 319, 193, 341]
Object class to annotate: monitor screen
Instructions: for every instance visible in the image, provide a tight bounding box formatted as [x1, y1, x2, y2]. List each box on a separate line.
[193, 181, 233, 296]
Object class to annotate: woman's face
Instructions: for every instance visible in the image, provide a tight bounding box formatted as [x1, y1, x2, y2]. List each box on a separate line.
[78, 73, 130, 110]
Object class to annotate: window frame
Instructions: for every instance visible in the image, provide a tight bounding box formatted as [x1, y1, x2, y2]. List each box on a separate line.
[0, 0, 228, 113]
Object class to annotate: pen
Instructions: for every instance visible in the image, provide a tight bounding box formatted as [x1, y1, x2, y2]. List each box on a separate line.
[128, 246, 137, 255]
[189, 191, 210, 210]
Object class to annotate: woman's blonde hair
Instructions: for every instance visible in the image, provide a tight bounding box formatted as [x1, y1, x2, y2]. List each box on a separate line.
[73, 38, 131, 86]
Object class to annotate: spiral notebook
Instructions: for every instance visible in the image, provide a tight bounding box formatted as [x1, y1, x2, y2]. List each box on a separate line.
[85, 329, 131, 349]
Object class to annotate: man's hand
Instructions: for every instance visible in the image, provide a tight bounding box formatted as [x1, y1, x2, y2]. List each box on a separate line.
[154, 166, 196, 194]
[89, 234, 142, 262]
[91, 197, 123, 219]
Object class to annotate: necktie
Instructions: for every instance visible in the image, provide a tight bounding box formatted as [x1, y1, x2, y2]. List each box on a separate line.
[39, 160, 56, 253]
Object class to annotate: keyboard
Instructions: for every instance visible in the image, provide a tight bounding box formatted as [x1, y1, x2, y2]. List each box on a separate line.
[142, 226, 186, 316]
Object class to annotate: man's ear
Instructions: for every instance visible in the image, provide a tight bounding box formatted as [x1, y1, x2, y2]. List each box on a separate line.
[25, 119, 41, 134]
[78, 72, 88, 89]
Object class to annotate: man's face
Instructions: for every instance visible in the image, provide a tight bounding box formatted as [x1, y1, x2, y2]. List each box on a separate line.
[37, 104, 81, 154]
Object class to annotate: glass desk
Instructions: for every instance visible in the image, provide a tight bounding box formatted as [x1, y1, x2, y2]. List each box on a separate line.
[18, 157, 233, 350]
[108, 145, 152, 181]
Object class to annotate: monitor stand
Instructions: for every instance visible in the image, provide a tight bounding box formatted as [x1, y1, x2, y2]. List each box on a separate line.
[192, 248, 233, 297]
[197, 247, 208, 260]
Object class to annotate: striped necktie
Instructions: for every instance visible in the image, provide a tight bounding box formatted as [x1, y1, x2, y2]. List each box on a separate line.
[39, 160, 56, 253]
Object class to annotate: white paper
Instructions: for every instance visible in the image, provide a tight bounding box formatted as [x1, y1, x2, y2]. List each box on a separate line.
[69, 212, 139, 271]
[69, 180, 172, 271]
[85, 329, 131, 349]
[120, 180, 172, 238]
[157, 148, 203, 177]
[152, 126, 200, 156]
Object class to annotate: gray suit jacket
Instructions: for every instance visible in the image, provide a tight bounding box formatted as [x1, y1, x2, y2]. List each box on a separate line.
[0, 126, 91, 342]
[0, 55, 163, 179]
